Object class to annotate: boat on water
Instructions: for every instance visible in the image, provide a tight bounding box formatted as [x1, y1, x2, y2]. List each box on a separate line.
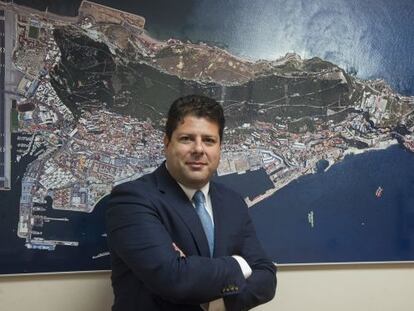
[375, 186, 383, 198]
[92, 251, 110, 259]
[308, 211, 314, 228]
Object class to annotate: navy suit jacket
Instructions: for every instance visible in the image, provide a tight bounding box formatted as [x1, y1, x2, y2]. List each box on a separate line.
[106, 163, 276, 311]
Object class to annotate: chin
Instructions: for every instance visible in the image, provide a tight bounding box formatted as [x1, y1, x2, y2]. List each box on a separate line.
[185, 176, 209, 188]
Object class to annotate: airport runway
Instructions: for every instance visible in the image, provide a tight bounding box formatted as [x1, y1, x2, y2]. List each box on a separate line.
[0, 10, 5, 188]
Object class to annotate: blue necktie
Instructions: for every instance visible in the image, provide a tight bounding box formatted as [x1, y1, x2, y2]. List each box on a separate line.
[193, 190, 214, 256]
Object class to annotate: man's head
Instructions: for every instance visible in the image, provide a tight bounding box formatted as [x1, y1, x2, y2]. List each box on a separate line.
[165, 95, 225, 142]
[164, 95, 225, 189]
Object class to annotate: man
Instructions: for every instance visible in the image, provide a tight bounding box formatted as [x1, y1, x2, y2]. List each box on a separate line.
[106, 95, 276, 310]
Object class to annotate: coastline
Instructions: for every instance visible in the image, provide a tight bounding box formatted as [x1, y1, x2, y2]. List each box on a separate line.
[342, 139, 400, 157]
[247, 139, 401, 208]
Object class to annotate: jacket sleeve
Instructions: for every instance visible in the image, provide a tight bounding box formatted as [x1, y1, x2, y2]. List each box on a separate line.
[106, 183, 246, 305]
[223, 197, 277, 310]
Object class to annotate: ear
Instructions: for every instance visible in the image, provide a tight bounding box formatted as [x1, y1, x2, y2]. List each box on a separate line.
[163, 135, 169, 148]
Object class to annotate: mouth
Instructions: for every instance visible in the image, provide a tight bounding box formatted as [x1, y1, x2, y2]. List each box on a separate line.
[186, 162, 207, 169]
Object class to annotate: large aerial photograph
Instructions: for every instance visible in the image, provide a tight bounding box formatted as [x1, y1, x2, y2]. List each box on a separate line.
[0, 0, 413, 274]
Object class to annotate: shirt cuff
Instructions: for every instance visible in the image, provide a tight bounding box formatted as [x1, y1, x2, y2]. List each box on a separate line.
[201, 298, 226, 311]
[208, 298, 226, 311]
[232, 255, 252, 279]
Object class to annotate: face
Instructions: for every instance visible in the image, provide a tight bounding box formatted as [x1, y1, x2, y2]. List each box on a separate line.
[164, 115, 221, 189]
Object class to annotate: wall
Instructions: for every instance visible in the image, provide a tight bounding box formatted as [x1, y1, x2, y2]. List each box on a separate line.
[259, 263, 414, 311]
[1, 264, 414, 311]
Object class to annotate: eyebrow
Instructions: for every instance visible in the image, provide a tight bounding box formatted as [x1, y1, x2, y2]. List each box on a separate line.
[177, 132, 219, 137]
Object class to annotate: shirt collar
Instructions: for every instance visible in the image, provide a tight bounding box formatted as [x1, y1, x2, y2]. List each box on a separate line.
[178, 181, 210, 202]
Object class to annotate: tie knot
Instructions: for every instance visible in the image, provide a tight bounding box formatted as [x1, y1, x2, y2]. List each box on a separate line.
[193, 190, 205, 204]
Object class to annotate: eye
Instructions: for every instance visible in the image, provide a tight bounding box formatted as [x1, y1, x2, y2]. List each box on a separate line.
[179, 136, 191, 143]
[203, 137, 217, 145]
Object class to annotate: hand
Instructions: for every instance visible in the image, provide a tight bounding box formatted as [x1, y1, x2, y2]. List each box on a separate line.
[172, 242, 186, 257]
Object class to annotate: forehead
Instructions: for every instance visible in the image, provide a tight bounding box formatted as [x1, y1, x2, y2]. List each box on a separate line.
[173, 115, 220, 136]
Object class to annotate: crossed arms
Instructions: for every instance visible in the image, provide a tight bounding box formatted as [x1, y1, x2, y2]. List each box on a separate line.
[106, 181, 276, 309]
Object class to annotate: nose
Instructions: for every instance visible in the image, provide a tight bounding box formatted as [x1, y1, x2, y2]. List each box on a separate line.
[193, 138, 204, 154]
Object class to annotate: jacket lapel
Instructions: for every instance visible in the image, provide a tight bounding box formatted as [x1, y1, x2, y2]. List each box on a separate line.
[210, 182, 226, 257]
[154, 164, 211, 257]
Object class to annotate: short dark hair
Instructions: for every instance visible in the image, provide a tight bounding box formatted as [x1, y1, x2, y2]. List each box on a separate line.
[165, 94, 225, 142]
